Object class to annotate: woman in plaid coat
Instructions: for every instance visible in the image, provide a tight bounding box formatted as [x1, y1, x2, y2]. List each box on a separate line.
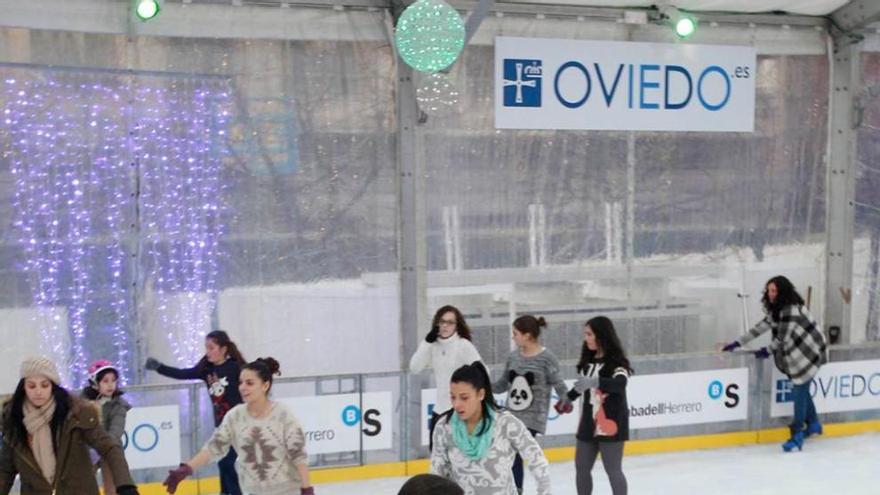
[723, 275, 827, 452]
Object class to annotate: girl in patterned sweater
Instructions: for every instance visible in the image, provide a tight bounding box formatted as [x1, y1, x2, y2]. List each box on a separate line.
[163, 357, 314, 495]
[431, 362, 552, 495]
[145, 330, 246, 495]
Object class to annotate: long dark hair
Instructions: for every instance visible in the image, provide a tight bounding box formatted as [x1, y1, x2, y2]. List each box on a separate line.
[197, 330, 246, 372]
[513, 315, 547, 340]
[242, 357, 281, 393]
[431, 305, 473, 341]
[762, 275, 805, 321]
[2, 379, 71, 451]
[577, 316, 632, 374]
[442, 361, 497, 436]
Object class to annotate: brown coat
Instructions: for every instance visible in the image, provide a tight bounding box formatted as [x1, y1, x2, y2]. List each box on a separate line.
[0, 397, 135, 495]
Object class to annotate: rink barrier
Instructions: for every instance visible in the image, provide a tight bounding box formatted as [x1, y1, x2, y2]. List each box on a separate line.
[121, 419, 880, 494]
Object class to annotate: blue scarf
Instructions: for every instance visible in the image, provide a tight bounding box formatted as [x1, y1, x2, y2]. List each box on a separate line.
[451, 407, 495, 460]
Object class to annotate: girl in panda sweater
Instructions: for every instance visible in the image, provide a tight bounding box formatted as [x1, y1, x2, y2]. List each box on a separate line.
[565, 316, 631, 495]
[493, 315, 570, 494]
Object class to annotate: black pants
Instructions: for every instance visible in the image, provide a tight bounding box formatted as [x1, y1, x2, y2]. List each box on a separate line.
[218, 447, 242, 495]
[512, 428, 539, 490]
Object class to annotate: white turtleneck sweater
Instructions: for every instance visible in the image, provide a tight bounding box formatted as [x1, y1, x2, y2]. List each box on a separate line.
[409, 333, 483, 413]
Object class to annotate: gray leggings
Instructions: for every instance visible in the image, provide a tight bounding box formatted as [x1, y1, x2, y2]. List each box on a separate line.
[575, 439, 627, 495]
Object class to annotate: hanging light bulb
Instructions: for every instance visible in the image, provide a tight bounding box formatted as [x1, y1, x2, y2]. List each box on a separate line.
[394, 0, 466, 73]
[416, 72, 460, 116]
[135, 0, 161, 21]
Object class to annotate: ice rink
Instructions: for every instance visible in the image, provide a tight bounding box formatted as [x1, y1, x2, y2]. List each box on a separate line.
[317, 432, 880, 495]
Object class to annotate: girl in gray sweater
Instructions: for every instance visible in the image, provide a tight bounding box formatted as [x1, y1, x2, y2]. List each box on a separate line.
[494, 315, 570, 494]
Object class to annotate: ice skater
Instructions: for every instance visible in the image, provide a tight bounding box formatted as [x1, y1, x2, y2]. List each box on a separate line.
[431, 361, 551, 495]
[162, 357, 315, 495]
[145, 330, 246, 494]
[410, 306, 483, 450]
[722, 275, 827, 451]
[565, 316, 631, 495]
[81, 360, 132, 495]
[0, 356, 140, 495]
[493, 315, 571, 494]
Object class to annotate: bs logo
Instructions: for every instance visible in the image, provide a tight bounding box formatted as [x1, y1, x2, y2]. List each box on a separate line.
[341, 405, 382, 437]
[708, 380, 740, 408]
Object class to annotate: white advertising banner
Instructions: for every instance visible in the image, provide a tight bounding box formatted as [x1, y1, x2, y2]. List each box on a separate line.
[122, 405, 181, 470]
[495, 37, 756, 132]
[627, 368, 749, 429]
[770, 359, 880, 417]
[420, 369, 747, 442]
[280, 392, 393, 455]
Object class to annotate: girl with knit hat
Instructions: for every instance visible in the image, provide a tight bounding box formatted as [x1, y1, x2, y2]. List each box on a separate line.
[0, 356, 140, 495]
[81, 360, 132, 495]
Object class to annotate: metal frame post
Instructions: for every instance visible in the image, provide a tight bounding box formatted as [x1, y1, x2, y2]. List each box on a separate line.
[824, 41, 860, 344]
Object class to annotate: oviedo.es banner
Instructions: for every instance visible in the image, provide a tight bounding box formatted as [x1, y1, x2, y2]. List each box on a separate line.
[495, 36, 756, 132]
[420, 368, 749, 443]
[771, 359, 880, 417]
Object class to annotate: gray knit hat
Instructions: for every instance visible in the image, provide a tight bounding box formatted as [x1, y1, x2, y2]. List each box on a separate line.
[20, 356, 61, 385]
[398, 474, 464, 495]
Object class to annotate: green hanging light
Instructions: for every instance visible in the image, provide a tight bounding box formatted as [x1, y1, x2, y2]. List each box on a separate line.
[394, 0, 466, 73]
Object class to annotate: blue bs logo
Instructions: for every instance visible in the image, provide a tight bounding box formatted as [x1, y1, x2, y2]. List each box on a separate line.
[708, 379, 740, 408]
[775, 379, 794, 403]
[341, 405, 383, 437]
[503, 59, 542, 107]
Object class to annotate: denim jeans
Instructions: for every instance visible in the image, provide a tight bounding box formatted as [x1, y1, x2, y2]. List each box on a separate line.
[790, 382, 818, 435]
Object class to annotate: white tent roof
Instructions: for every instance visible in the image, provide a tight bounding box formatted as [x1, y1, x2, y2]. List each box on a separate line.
[510, 1, 850, 16]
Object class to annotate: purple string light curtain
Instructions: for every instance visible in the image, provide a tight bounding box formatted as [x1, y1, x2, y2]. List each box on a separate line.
[137, 78, 231, 366]
[0, 70, 231, 384]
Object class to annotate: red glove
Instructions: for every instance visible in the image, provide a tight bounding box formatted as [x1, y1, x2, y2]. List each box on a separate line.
[162, 463, 193, 494]
[553, 400, 573, 415]
[301, 487, 316, 495]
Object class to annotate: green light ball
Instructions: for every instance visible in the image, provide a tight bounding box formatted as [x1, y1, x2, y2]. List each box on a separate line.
[394, 0, 466, 73]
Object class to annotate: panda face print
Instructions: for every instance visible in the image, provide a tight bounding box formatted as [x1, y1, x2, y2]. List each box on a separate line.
[507, 370, 535, 411]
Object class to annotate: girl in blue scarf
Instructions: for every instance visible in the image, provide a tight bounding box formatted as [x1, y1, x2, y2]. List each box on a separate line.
[431, 362, 552, 495]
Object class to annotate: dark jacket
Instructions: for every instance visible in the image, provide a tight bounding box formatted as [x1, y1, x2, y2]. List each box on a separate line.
[156, 358, 242, 426]
[0, 397, 136, 495]
[569, 357, 630, 442]
[80, 388, 131, 445]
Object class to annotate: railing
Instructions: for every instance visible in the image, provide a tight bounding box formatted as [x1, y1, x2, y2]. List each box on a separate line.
[104, 343, 880, 487]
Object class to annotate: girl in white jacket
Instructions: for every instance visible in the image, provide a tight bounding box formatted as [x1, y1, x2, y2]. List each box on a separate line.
[410, 305, 484, 449]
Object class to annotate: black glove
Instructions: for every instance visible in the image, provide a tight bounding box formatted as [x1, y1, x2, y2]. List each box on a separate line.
[425, 325, 440, 343]
[566, 388, 581, 402]
[116, 486, 139, 495]
[144, 357, 162, 371]
[301, 487, 316, 495]
[754, 347, 771, 359]
[722, 341, 741, 352]
[163, 463, 193, 494]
